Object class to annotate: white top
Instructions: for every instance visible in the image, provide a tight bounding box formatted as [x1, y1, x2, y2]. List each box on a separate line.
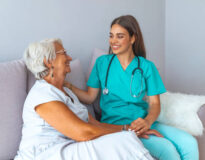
[18, 79, 88, 149]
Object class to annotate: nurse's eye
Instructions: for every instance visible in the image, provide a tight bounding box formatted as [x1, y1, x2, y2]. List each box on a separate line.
[109, 34, 113, 38]
[117, 35, 124, 39]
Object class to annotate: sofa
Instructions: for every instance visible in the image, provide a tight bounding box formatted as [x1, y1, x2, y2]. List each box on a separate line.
[0, 52, 205, 160]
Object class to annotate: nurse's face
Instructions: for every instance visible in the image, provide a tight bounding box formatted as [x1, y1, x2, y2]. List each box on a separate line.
[109, 24, 135, 55]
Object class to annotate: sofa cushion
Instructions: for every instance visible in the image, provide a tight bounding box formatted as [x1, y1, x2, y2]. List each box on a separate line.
[0, 59, 27, 159]
[86, 48, 108, 81]
[66, 59, 87, 90]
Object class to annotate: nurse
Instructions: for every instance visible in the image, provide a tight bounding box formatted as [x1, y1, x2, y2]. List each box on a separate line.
[65, 15, 199, 160]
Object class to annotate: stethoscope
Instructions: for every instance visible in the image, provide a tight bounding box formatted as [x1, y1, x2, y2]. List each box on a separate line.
[103, 54, 144, 98]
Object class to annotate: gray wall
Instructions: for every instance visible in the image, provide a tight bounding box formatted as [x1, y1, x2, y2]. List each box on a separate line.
[165, 0, 205, 95]
[0, 0, 165, 79]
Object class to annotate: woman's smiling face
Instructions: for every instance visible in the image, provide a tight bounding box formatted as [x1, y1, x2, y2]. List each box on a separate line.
[52, 42, 72, 76]
[109, 24, 135, 55]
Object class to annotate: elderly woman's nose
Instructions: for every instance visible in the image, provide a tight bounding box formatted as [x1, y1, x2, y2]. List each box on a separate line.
[67, 55, 72, 61]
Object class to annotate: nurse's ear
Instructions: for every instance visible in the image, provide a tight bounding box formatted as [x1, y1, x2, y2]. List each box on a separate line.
[131, 35, 135, 44]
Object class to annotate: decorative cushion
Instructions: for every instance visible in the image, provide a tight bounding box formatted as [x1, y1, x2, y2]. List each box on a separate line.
[158, 92, 205, 136]
[86, 48, 108, 81]
[66, 59, 87, 90]
[0, 59, 27, 159]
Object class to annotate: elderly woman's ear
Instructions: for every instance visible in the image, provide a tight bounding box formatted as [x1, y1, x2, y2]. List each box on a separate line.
[43, 57, 53, 69]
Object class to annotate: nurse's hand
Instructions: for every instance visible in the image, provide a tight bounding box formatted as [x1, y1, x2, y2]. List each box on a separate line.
[138, 129, 163, 139]
[130, 118, 151, 135]
[64, 81, 72, 90]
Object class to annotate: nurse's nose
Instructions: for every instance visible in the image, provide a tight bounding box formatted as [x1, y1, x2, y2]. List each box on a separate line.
[110, 35, 118, 44]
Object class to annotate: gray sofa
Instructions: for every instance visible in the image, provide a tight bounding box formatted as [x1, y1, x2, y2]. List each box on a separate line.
[0, 59, 204, 160]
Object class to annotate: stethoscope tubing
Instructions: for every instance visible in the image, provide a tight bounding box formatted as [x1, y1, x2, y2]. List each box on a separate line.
[103, 54, 143, 97]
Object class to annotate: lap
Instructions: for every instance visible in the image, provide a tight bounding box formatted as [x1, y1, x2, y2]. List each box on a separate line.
[141, 122, 198, 160]
[151, 122, 195, 145]
[36, 132, 153, 160]
[140, 135, 181, 160]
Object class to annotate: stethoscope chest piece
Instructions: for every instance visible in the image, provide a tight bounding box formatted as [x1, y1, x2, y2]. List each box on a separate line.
[103, 88, 109, 95]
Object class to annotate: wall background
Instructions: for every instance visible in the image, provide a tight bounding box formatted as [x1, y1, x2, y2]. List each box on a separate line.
[165, 0, 205, 95]
[0, 0, 165, 79]
[0, 0, 204, 95]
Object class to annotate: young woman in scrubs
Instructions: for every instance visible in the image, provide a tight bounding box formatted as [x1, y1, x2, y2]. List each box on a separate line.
[65, 15, 199, 160]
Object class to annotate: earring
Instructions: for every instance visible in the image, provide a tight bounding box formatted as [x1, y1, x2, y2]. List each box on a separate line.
[51, 66, 54, 78]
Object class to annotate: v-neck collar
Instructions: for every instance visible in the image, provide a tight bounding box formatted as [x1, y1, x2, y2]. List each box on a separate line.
[115, 55, 137, 72]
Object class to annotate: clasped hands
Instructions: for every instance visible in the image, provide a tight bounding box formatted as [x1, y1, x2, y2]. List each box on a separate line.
[128, 118, 163, 139]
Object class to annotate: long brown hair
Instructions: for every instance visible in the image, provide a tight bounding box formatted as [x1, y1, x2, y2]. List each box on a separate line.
[109, 15, 146, 58]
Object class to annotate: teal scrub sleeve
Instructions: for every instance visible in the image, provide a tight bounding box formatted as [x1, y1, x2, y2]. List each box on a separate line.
[146, 62, 166, 96]
[87, 59, 101, 88]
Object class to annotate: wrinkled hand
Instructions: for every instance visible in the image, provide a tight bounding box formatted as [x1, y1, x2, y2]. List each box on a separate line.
[138, 129, 163, 139]
[129, 118, 151, 135]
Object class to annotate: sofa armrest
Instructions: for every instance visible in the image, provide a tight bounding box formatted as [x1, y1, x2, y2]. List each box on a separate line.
[197, 104, 205, 159]
[198, 104, 205, 127]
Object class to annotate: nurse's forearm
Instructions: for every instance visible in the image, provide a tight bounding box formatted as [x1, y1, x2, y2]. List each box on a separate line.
[144, 103, 160, 126]
[70, 85, 91, 104]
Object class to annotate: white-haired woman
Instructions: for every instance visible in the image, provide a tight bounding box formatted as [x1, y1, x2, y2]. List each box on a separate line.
[14, 38, 161, 160]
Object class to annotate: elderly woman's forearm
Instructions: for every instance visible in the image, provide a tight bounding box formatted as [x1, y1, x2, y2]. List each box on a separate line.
[76, 123, 119, 142]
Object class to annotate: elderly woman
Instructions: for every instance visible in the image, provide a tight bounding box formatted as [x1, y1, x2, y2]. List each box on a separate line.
[14, 38, 160, 160]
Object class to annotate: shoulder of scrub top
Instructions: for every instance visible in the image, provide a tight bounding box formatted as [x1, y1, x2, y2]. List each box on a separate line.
[95, 54, 114, 65]
[138, 56, 159, 78]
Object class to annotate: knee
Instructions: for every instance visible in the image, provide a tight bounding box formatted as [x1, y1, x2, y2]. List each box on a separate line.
[179, 133, 198, 150]
[179, 134, 199, 156]
[159, 142, 180, 160]
[187, 136, 198, 148]
[145, 138, 181, 160]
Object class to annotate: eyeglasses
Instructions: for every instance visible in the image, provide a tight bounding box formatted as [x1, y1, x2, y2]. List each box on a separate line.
[56, 49, 67, 54]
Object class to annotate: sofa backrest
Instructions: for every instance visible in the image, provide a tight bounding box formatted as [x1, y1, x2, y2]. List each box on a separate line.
[0, 59, 27, 160]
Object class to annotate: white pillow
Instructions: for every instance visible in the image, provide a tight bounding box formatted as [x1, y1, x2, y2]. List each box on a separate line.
[66, 59, 87, 90]
[158, 91, 205, 136]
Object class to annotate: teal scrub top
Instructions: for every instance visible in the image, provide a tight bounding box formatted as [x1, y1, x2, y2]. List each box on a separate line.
[87, 54, 166, 125]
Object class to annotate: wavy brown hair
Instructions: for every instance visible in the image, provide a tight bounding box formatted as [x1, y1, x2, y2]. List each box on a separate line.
[109, 15, 146, 58]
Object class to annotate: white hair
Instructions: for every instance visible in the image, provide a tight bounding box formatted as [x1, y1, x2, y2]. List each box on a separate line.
[24, 38, 62, 79]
